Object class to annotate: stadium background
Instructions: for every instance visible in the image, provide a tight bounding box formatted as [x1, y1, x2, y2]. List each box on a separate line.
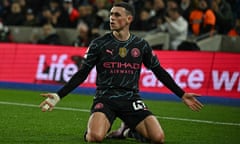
[0, 0, 240, 105]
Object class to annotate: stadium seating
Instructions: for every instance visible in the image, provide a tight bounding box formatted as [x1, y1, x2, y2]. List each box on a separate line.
[8, 26, 240, 53]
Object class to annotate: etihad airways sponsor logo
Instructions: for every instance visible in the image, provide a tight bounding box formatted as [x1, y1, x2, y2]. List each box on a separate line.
[103, 62, 140, 74]
[103, 62, 140, 69]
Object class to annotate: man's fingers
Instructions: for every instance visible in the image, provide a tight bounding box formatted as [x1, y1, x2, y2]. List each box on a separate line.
[39, 93, 60, 112]
[49, 106, 54, 111]
[39, 100, 53, 108]
[189, 104, 200, 111]
[41, 104, 49, 112]
[39, 101, 49, 112]
[40, 93, 49, 98]
[196, 100, 204, 108]
[39, 100, 54, 112]
[39, 100, 47, 108]
[193, 98, 204, 110]
[186, 98, 203, 111]
[188, 103, 196, 111]
[40, 93, 54, 98]
[191, 93, 201, 97]
[191, 101, 204, 111]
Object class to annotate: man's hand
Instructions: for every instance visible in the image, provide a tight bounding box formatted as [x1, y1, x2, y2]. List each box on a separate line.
[39, 93, 60, 112]
[182, 93, 203, 111]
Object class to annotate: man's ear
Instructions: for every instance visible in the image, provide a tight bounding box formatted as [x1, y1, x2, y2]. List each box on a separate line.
[127, 15, 133, 24]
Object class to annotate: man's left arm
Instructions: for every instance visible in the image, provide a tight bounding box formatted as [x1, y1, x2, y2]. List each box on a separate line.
[142, 41, 203, 111]
[152, 65, 203, 111]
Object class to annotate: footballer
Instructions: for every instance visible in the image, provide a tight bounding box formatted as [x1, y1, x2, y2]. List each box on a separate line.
[40, 2, 203, 144]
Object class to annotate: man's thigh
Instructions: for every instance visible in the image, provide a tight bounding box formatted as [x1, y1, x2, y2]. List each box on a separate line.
[86, 112, 111, 141]
[135, 115, 164, 139]
[87, 98, 117, 140]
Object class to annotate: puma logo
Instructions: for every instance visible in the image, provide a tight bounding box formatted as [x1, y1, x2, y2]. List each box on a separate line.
[106, 49, 113, 55]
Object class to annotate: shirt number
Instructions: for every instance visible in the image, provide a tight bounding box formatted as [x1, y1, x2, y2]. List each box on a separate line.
[132, 100, 146, 111]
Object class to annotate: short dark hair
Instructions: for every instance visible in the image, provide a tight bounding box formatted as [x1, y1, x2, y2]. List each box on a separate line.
[113, 2, 135, 18]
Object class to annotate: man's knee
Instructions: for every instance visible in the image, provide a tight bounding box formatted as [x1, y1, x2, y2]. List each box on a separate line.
[86, 131, 105, 142]
[85, 112, 110, 142]
[151, 132, 165, 144]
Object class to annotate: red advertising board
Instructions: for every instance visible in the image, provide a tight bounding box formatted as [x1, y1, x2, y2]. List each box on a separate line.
[0, 43, 239, 98]
[140, 51, 213, 95]
[208, 53, 240, 98]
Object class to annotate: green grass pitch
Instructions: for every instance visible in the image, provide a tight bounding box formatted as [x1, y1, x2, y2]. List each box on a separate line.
[0, 88, 239, 144]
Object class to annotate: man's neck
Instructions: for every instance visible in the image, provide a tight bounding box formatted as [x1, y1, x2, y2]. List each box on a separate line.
[113, 30, 130, 41]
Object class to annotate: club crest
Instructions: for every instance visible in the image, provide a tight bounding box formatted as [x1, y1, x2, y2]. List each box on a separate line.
[94, 102, 104, 110]
[119, 47, 127, 58]
[131, 48, 140, 58]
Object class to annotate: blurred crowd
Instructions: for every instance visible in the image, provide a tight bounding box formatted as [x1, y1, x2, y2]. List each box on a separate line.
[0, 0, 240, 49]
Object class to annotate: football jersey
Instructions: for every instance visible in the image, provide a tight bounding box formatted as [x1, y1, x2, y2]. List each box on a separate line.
[82, 33, 160, 100]
[57, 32, 184, 100]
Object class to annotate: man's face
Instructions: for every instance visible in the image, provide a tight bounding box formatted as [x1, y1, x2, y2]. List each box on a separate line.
[109, 6, 131, 31]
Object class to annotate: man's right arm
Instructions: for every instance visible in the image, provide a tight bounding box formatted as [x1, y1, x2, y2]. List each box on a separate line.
[57, 67, 91, 98]
[57, 42, 100, 98]
[39, 40, 100, 111]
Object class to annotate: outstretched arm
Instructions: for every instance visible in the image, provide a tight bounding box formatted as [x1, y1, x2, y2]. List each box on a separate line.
[39, 67, 91, 112]
[152, 65, 203, 111]
[39, 40, 100, 112]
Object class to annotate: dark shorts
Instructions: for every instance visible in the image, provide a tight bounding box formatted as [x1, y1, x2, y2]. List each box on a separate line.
[90, 98, 153, 129]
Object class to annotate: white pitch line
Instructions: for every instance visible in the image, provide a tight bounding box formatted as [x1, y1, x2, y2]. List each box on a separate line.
[0, 101, 240, 127]
[156, 116, 240, 126]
